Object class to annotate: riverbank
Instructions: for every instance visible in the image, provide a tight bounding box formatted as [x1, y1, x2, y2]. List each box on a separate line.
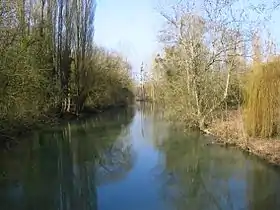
[0, 104, 129, 150]
[207, 110, 280, 166]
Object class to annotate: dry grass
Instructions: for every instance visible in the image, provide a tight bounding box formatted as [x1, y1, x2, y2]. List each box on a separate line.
[208, 110, 280, 166]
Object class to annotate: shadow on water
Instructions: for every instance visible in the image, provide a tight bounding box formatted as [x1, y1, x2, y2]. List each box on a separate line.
[1, 104, 280, 210]
[0, 107, 136, 210]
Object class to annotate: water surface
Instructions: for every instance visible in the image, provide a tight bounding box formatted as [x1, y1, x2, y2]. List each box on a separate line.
[1, 104, 280, 210]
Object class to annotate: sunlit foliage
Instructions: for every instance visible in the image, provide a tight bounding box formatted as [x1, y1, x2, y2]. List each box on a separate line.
[243, 58, 280, 137]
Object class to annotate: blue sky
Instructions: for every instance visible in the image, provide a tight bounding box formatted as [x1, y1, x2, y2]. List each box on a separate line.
[94, 0, 280, 78]
[94, 0, 163, 79]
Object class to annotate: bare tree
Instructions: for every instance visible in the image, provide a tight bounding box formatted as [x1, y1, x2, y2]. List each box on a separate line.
[153, 0, 255, 131]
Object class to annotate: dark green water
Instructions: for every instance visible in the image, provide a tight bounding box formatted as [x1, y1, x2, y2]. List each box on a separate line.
[1, 104, 280, 210]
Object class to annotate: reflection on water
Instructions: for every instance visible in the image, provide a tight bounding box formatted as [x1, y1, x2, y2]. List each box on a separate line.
[0, 107, 135, 210]
[0, 104, 280, 210]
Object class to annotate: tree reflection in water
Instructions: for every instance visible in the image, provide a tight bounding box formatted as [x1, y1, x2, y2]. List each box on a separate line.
[0, 107, 136, 210]
[139, 103, 280, 210]
[158, 129, 280, 210]
[1, 105, 280, 210]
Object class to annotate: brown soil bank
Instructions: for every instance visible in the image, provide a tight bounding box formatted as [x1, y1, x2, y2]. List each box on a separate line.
[208, 110, 280, 166]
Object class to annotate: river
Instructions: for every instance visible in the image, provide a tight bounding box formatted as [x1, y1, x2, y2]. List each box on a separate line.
[0, 104, 280, 210]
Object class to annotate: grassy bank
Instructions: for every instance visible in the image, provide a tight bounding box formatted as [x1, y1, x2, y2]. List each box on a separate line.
[207, 110, 280, 166]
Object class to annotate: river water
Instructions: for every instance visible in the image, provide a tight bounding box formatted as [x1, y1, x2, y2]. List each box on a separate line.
[0, 104, 280, 210]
